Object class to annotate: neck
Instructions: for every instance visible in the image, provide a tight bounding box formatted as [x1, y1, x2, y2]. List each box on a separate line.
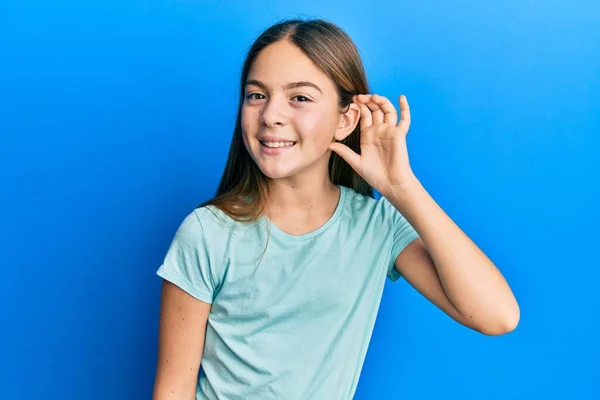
[267, 174, 339, 214]
[266, 154, 339, 213]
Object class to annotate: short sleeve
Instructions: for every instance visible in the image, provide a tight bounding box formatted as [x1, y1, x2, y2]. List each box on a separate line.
[384, 199, 420, 282]
[156, 210, 215, 304]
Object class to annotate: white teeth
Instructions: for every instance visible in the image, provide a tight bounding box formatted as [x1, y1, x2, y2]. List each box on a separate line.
[261, 141, 295, 148]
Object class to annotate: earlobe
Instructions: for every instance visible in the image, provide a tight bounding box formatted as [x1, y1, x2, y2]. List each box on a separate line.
[334, 103, 360, 141]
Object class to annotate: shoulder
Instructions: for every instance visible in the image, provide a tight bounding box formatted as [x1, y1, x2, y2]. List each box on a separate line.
[174, 205, 267, 260]
[193, 205, 263, 237]
[168, 205, 260, 247]
[341, 185, 402, 224]
[165, 205, 266, 268]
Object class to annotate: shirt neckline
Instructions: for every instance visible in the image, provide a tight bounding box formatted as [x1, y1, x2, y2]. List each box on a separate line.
[263, 185, 347, 242]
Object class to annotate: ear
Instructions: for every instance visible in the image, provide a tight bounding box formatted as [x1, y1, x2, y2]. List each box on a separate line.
[334, 102, 360, 141]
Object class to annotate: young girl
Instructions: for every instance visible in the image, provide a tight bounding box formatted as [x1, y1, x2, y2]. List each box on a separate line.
[153, 18, 519, 400]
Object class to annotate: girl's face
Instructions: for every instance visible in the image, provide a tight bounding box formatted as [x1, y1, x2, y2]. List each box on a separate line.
[241, 40, 357, 181]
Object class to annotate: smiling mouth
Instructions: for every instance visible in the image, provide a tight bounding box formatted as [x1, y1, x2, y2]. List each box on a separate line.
[259, 141, 297, 148]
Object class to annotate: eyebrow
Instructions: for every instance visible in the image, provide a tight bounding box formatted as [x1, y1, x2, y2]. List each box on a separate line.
[245, 79, 323, 94]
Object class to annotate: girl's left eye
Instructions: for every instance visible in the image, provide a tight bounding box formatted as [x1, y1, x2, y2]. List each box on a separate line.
[293, 95, 311, 102]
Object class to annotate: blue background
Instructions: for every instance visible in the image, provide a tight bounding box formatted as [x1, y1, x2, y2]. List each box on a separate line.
[1, 1, 599, 399]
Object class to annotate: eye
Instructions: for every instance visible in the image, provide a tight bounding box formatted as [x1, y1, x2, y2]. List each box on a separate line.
[292, 95, 311, 102]
[246, 93, 265, 101]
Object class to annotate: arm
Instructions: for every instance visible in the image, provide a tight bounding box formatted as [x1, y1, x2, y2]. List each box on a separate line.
[328, 93, 519, 335]
[153, 280, 212, 400]
[391, 179, 520, 336]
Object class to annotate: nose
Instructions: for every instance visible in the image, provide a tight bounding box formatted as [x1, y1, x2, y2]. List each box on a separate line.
[259, 97, 287, 128]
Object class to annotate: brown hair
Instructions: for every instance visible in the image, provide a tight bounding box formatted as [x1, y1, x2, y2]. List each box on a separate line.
[201, 18, 373, 221]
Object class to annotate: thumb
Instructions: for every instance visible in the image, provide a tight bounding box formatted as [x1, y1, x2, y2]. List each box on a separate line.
[329, 142, 361, 172]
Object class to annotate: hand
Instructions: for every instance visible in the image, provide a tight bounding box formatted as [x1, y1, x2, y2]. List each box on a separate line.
[329, 94, 418, 198]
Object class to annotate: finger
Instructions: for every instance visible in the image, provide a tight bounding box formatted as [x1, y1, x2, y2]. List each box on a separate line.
[355, 94, 372, 103]
[329, 142, 361, 172]
[366, 95, 384, 124]
[358, 102, 373, 131]
[370, 94, 398, 125]
[397, 95, 411, 132]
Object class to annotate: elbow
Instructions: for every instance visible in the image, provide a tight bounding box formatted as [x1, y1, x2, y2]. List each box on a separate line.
[480, 303, 520, 336]
[153, 381, 197, 400]
[153, 389, 196, 400]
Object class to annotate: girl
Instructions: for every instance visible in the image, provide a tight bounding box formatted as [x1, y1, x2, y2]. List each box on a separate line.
[153, 18, 519, 400]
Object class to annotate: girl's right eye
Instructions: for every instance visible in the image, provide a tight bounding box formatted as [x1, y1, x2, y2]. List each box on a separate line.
[246, 93, 265, 100]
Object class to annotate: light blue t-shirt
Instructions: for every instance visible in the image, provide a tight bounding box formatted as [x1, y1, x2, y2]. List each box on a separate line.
[156, 185, 419, 399]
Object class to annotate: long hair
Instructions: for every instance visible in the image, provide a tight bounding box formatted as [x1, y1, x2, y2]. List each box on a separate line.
[201, 19, 373, 221]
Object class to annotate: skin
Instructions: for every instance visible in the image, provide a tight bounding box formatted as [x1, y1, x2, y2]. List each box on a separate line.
[153, 39, 520, 399]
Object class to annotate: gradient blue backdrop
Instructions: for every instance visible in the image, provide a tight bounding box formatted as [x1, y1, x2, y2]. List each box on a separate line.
[1, 1, 599, 399]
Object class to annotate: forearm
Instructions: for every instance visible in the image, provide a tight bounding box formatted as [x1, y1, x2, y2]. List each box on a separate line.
[385, 178, 520, 334]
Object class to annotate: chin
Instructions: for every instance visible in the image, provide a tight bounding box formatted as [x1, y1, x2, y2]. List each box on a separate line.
[256, 163, 298, 180]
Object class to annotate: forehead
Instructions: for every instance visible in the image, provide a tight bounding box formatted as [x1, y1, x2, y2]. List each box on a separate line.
[247, 40, 334, 91]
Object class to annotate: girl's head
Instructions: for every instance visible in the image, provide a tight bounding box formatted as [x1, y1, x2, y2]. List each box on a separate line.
[204, 19, 372, 220]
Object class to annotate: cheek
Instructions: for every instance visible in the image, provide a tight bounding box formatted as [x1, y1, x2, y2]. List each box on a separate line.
[296, 110, 338, 146]
[241, 108, 252, 131]
[240, 109, 255, 144]
[242, 122, 251, 137]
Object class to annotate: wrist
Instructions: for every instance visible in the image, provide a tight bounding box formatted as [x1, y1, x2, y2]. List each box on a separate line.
[382, 174, 422, 197]
[382, 177, 426, 210]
